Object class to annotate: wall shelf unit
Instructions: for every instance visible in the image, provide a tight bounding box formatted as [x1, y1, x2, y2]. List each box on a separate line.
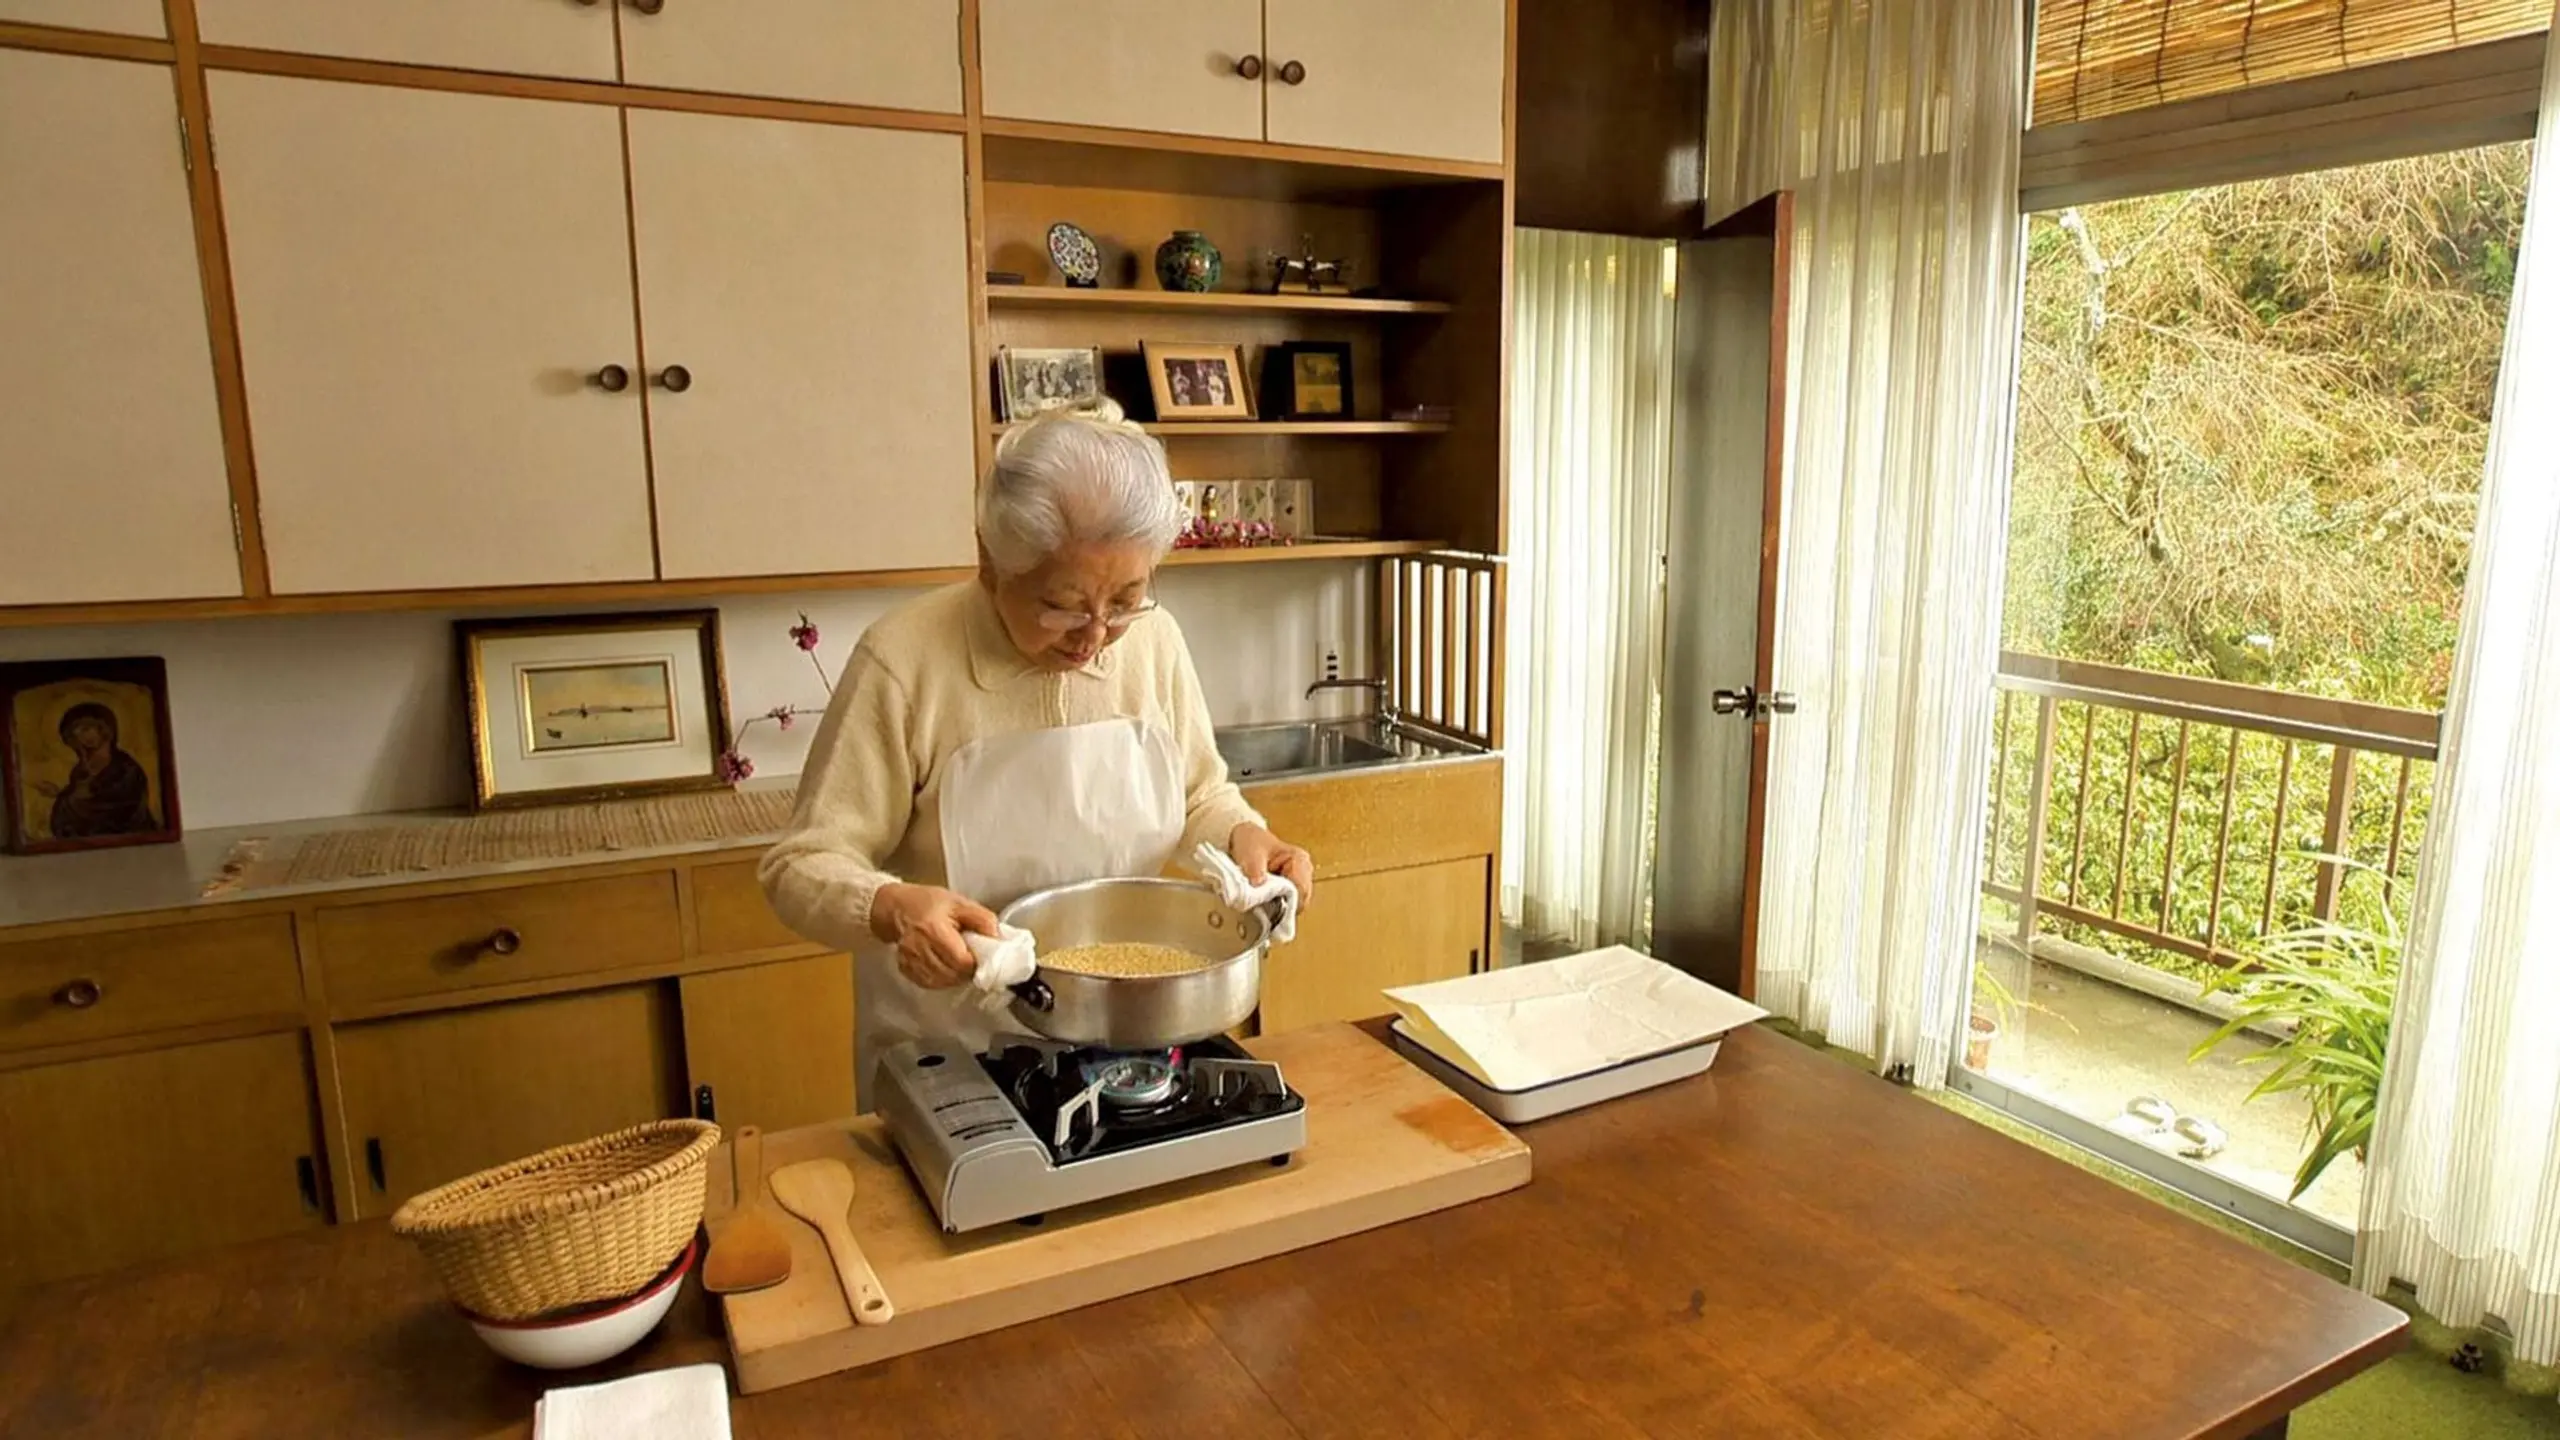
[987, 288, 1453, 317]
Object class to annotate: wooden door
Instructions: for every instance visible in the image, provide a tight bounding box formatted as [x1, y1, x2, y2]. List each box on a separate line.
[0, 0, 164, 34]
[0, 51, 238, 606]
[681, 955, 856, 1131]
[1653, 193, 1793, 998]
[211, 74, 653, 594]
[1263, 0, 1507, 163]
[0, 1033, 322, 1289]
[978, 0, 1263, 141]
[192, 0, 617, 80]
[628, 111, 976, 578]
[620, 0, 961, 112]
[1258, 858, 1485, 1033]
[334, 985, 684, 1218]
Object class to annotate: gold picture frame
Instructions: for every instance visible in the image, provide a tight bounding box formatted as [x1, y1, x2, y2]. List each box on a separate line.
[457, 610, 732, 811]
[1142, 341, 1254, 421]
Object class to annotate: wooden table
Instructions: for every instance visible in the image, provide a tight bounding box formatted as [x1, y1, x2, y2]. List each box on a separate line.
[0, 1024, 2404, 1438]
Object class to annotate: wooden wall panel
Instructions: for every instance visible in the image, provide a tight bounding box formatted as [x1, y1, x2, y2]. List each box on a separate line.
[1514, 0, 1709, 238]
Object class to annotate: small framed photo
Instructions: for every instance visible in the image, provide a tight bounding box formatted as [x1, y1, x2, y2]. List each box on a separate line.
[458, 610, 732, 811]
[1142, 341, 1253, 421]
[0, 657, 181, 855]
[1263, 341, 1353, 420]
[997, 345, 1105, 421]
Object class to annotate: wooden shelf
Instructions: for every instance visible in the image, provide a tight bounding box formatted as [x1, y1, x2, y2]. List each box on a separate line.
[989, 420, 1451, 438]
[1161, 539, 1448, 566]
[987, 287, 1452, 317]
[981, 119, 1501, 201]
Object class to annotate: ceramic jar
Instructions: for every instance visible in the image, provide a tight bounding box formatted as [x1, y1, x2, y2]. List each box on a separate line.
[1154, 230, 1222, 292]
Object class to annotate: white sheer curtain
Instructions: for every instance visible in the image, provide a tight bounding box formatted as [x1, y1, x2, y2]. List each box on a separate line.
[1705, 0, 2024, 1083]
[1502, 230, 1676, 949]
[2356, 13, 2560, 1370]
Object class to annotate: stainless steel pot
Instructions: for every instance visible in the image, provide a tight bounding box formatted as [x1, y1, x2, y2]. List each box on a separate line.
[996, 877, 1279, 1050]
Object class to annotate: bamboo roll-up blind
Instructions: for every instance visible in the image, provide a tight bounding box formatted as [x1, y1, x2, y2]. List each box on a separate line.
[2034, 0, 2550, 126]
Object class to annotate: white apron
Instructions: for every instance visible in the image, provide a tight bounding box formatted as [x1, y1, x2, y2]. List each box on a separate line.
[854, 716, 1186, 1105]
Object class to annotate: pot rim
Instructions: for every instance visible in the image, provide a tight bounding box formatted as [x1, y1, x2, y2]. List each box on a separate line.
[998, 876, 1271, 974]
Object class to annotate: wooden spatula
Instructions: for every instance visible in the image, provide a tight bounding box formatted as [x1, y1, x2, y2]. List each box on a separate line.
[768, 1157, 894, 1326]
[702, 1126, 793, 1295]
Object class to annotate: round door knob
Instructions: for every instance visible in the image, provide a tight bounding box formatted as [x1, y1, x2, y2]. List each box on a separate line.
[627, 0, 665, 12]
[1277, 59, 1307, 85]
[485, 927, 524, 956]
[1235, 54, 1264, 80]
[1711, 687, 1756, 716]
[591, 364, 631, 393]
[654, 364, 692, 393]
[55, 978, 103, 1009]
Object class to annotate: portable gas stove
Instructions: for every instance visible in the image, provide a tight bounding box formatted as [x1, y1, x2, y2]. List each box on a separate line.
[875, 1033, 1307, 1232]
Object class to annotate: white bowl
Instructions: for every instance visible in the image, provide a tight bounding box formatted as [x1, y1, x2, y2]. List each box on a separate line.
[463, 1235, 697, 1370]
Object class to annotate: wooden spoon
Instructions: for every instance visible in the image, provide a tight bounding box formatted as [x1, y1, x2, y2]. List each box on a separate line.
[702, 1126, 793, 1295]
[768, 1158, 894, 1326]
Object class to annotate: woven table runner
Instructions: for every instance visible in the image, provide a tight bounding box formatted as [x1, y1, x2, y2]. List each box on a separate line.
[206, 787, 798, 895]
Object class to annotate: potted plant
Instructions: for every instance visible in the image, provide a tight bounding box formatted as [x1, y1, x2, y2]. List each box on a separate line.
[1967, 950, 2030, 1071]
[2189, 860, 2400, 1200]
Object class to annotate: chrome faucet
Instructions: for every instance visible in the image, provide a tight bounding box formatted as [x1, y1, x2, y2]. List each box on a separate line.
[1305, 675, 1397, 733]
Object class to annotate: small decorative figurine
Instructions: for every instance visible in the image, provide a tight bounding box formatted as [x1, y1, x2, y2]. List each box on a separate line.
[1262, 233, 1354, 295]
[1046, 222, 1102, 289]
[1153, 230, 1223, 292]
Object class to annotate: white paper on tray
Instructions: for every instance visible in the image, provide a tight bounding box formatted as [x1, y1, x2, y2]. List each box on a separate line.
[1383, 945, 1767, 1092]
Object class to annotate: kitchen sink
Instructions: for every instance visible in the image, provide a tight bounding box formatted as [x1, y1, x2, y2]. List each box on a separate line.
[1214, 719, 1471, 782]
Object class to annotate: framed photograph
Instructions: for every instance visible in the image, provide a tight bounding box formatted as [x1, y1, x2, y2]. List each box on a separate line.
[997, 345, 1105, 421]
[1142, 341, 1253, 421]
[458, 610, 732, 811]
[0, 657, 181, 855]
[1262, 341, 1354, 420]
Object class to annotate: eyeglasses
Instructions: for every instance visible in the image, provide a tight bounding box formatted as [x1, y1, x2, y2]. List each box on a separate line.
[1033, 596, 1159, 634]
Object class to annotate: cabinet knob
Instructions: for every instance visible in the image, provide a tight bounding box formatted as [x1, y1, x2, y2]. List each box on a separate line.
[484, 926, 524, 956]
[1277, 59, 1307, 85]
[626, 0, 665, 13]
[54, 977, 103, 1009]
[1234, 54, 1264, 80]
[591, 364, 631, 393]
[653, 364, 692, 393]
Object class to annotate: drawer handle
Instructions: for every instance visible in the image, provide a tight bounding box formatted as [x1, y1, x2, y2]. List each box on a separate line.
[653, 364, 692, 393]
[365, 1138, 387, 1192]
[54, 977, 103, 1009]
[1234, 54, 1263, 80]
[590, 363, 631, 393]
[1277, 59, 1307, 86]
[296, 1156, 321, 1213]
[484, 927, 524, 957]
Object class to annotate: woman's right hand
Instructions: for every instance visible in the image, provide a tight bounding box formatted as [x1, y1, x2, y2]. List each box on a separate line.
[869, 882, 1001, 989]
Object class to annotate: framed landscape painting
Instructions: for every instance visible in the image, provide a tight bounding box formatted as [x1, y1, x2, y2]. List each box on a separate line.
[458, 611, 731, 810]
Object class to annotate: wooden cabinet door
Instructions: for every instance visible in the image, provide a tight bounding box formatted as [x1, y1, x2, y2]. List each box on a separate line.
[193, 0, 617, 81]
[681, 955, 856, 1131]
[0, 1033, 323, 1289]
[211, 74, 653, 593]
[1258, 856, 1486, 1033]
[978, 0, 1263, 140]
[0, 50, 239, 606]
[628, 111, 976, 578]
[620, 0, 961, 112]
[0, 0, 164, 35]
[334, 986, 684, 1218]
[1263, 0, 1507, 163]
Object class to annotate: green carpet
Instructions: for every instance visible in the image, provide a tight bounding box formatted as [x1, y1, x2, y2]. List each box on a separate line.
[1764, 1022, 2560, 1439]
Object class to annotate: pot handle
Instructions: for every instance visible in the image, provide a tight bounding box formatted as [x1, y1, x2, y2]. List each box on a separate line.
[1256, 895, 1295, 943]
[1011, 977, 1054, 1012]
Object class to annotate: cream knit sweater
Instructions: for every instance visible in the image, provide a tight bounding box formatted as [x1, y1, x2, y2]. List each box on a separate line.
[758, 581, 1263, 953]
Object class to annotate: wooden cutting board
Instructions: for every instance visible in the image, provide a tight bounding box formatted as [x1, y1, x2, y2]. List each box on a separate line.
[713, 1020, 1531, 1394]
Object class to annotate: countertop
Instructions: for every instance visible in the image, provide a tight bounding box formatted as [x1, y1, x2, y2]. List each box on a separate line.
[0, 778, 803, 933]
[0, 1023, 2406, 1439]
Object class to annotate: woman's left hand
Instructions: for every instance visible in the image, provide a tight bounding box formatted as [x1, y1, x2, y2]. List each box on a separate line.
[1229, 823, 1314, 907]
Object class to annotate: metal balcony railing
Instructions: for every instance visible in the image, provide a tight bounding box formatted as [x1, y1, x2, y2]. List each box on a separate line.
[1980, 652, 2442, 967]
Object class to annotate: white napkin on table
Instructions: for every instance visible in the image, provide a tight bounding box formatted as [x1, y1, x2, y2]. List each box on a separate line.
[1188, 841, 1299, 944]
[966, 922, 1039, 994]
[533, 1363, 731, 1440]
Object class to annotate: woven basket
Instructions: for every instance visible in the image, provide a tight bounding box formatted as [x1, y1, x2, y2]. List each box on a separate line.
[390, 1118, 719, 1322]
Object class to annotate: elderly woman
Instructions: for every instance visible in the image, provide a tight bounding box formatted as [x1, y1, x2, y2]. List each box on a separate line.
[761, 410, 1315, 1093]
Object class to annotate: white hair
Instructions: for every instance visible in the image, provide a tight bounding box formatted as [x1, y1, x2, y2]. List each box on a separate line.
[977, 402, 1186, 577]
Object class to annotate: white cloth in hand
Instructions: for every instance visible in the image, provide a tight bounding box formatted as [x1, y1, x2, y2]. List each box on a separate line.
[966, 923, 1039, 994]
[1189, 840, 1299, 944]
[533, 1364, 730, 1440]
